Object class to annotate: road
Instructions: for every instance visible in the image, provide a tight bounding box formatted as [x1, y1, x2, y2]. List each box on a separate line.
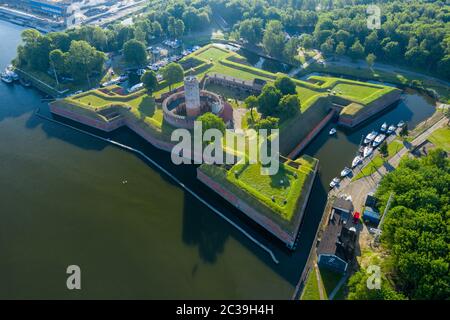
[324, 56, 450, 87]
[333, 115, 447, 214]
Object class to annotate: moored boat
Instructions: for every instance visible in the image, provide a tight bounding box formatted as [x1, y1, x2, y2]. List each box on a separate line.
[329, 128, 337, 135]
[341, 167, 352, 177]
[397, 120, 405, 128]
[351, 155, 363, 168]
[329, 177, 340, 189]
[364, 131, 378, 144]
[1, 72, 13, 84]
[380, 122, 387, 132]
[363, 146, 374, 158]
[387, 125, 396, 134]
[372, 134, 386, 147]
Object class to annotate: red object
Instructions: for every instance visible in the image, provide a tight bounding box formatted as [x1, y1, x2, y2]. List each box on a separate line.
[353, 211, 360, 224]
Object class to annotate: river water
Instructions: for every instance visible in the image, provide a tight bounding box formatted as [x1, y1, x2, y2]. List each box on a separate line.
[0, 20, 436, 299]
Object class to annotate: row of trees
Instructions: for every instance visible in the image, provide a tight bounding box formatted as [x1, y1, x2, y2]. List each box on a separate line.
[16, 29, 106, 84]
[226, 0, 449, 79]
[347, 149, 450, 300]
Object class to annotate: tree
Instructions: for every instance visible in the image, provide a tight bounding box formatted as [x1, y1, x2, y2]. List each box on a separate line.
[197, 112, 225, 134]
[283, 37, 301, 64]
[151, 21, 163, 38]
[65, 40, 106, 85]
[255, 117, 279, 130]
[335, 41, 346, 56]
[262, 20, 285, 58]
[379, 141, 388, 158]
[383, 41, 401, 61]
[347, 269, 406, 300]
[168, 18, 184, 38]
[274, 75, 296, 95]
[123, 39, 147, 66]
[300, 34, 313, 49]
[238, 18, 263, 44]
[161, 63, 184, 91]
[320, 37, 335, 56]
[443, 107, 450, 125]
[278, 94, 300, 118]
[366, 53, 376, 69]
[244, 95, 258, 123]
[141, 70, 158, 93]
[376, 150, 450, 299]
[257, 84, 282, 117]
[399, 123, 408, 138]
[349, 39, 365, 60]
[49, 49, 65, 87]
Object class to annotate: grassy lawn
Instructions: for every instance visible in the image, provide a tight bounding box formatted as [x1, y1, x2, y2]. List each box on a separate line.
[353, 139, 404, 180]
[333, 83, 381, 100]
[306, 63, 450, 103]
[428, 126, 450, 152]
[300, 270, 321, 300]
[196, 46, 230, 63]
[226, 156, 317, 221]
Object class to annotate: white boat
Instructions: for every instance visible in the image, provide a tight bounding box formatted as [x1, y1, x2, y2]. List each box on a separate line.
[387, 125, 396, 134]
[364, 131, 378, 144]
[128, 82, 144, 93]
[397, 120, 405, 128]
[363, 146, 374, 158]
[351, 155, 363, 168]
[380, 122, 387, 132]
[330, 177, 340, 188]
[329, 128, 337, 135]
[1, 72, 13, 84]
[101, 77, 120, 87]
[372, 134, 386, 147]
[341, 167, 352, 177]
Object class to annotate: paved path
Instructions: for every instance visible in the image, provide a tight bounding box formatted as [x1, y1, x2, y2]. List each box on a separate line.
[332, 116, 447, 213]
[289, 50, 322, 77]
[314, 264, 326, 300]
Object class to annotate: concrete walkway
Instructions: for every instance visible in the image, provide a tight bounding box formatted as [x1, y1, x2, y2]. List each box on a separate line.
[314, 264, 326, 300]
[332, 116, 447, 213]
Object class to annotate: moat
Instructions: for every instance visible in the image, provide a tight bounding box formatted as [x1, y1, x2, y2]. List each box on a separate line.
[0, 20, 437, 299]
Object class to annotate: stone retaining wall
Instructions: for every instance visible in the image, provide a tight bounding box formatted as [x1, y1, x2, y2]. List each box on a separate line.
[197, 161, 318, 248]
[338, 90, 402, 127]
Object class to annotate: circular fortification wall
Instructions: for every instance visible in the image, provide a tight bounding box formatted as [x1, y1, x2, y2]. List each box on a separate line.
[162, 90, 228, 129]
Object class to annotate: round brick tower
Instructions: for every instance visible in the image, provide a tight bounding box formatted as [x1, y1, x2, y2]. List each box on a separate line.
[184, 76, 201, 117]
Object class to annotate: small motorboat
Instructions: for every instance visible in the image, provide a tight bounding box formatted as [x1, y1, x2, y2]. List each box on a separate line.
[387, 125, 396, 134]
[341, 167, 352, 177]
[380, 122, 387, 132]
[330, 177, 340, 189]
[351, 155, 363, 168]
[1, 72, 13, 84]
[329, 128, 337, 135]
[364, 131, 378, 144]
[397, 120, 405, 128]
[19, 78, 31, 87]
[363, 146, 374, 158]
[372, 134, 386, 147]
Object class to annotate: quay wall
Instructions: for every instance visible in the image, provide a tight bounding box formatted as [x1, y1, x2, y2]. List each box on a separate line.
[338, 90, 402, 128]
[197, 160, 318, 249]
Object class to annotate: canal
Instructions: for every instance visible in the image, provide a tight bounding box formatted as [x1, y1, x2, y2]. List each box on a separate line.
[0, 20, 436, 299]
